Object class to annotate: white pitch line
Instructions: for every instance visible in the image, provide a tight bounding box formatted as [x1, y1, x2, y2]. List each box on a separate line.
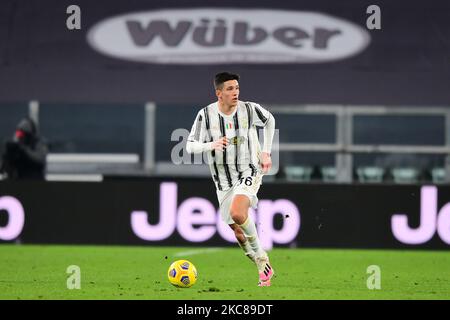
[173, 248, 224, 258]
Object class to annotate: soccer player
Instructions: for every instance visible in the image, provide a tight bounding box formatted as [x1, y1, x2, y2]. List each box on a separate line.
[186, 72, 276, 286]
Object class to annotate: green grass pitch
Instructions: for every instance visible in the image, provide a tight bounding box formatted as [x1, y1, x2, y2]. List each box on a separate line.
[0, 245, 449, 300]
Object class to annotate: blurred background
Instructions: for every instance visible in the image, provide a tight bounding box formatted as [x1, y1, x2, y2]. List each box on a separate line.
[1, 0, 450, 249]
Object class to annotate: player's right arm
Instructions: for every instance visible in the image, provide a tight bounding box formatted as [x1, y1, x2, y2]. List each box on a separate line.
[186, 110, 229, 154]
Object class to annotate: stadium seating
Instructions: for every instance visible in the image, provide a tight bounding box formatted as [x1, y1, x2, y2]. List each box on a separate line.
[431, 167, 446, 184]
[356, 166, 385, 183]
[391, 167, 420, 184]
[284, 165, 313, 182]
[321, 166, 337, 182]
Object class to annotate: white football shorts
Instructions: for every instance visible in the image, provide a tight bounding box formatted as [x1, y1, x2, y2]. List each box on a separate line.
[216, 169, 263, 225]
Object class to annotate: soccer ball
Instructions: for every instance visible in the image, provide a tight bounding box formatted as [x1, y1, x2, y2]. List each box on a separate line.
[167, 260, 198, 288]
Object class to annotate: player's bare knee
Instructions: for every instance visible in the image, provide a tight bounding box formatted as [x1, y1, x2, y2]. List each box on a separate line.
[230, 209, 245, 225]
[229, 203, 240, 221]
[230, 195, 250, 224]
[229, 207, 238, 222]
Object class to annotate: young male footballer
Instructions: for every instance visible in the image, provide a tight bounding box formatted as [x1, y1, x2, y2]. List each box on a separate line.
[186, 72, 276, 286]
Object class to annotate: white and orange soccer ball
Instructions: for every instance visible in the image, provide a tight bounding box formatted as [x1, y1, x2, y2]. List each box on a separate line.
[167, 260, 198, 288]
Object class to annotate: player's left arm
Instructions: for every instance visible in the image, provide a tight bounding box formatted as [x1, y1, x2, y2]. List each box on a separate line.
[252, 103, 275, 174]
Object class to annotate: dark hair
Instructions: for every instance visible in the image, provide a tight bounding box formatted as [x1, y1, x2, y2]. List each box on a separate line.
[214, 72, 240, 90]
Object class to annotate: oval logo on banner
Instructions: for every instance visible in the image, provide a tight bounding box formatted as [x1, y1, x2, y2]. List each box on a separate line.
[87, 8, 370, 64]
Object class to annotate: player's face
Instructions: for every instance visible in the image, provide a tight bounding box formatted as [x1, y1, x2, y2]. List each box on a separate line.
[216, 80, 239, 107]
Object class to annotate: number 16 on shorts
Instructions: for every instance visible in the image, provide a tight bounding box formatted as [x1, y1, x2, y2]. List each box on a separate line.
[238, 177, 253, 186]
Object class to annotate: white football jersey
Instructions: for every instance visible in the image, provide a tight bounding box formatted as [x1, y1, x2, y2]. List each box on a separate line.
[187, 101, 272, 191]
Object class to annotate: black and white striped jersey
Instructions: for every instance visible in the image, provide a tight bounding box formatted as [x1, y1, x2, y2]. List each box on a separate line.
[187, 101, 273, 192]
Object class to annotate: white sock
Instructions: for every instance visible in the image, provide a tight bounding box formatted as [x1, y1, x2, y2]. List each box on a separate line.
[238, 215, 266, 258]
[238, 240, 256, 261]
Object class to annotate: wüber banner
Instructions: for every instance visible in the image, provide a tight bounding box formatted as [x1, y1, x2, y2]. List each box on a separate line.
[1, 0, 449, 105]
[0, 180, 449, 249]
[88, 8, 370, 64]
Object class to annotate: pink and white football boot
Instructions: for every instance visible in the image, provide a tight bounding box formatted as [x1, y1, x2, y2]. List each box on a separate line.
[256, 255, 274, 287]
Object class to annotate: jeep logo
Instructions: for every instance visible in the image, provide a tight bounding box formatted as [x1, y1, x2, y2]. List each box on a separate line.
[0, 196, 25, 241]
[88, 8, 370, 64]
[392, 186, 450, 245]
[130, 182, 301, 250]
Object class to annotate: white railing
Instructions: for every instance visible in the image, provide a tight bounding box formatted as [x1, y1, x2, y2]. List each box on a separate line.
[21, 100, 450, 182]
